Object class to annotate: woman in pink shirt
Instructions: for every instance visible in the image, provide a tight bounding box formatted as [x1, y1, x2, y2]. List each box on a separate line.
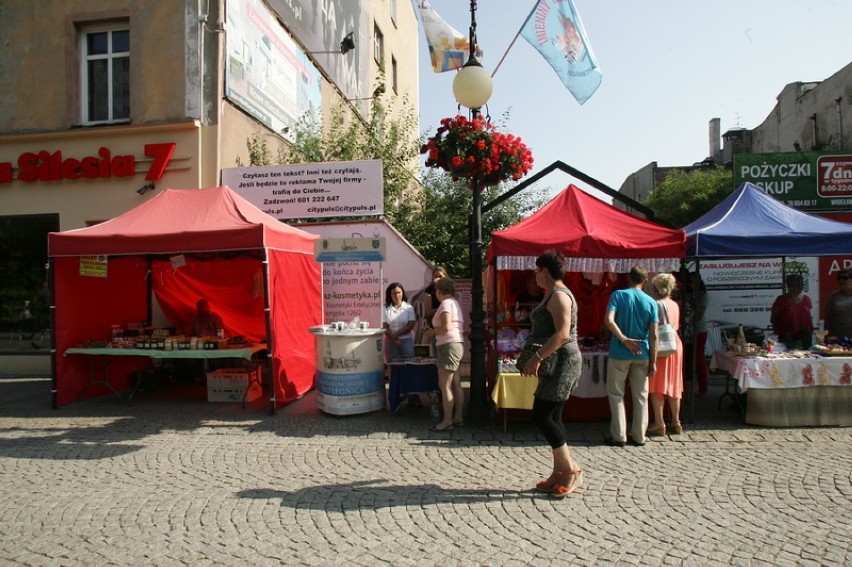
[423, 277, 465, 432]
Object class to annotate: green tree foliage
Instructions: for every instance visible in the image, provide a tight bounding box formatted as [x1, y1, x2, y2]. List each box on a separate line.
[403, 169, 548, 277]
[247, 102, 546, 276]
[643, 167, 735, 228]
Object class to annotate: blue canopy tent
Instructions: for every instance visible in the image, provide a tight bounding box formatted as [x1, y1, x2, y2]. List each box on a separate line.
[683, 182, 852, 426]
[685, 182, 852, 257]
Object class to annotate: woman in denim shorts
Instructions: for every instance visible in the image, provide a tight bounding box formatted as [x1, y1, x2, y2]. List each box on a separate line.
[423, 277, 464, 432]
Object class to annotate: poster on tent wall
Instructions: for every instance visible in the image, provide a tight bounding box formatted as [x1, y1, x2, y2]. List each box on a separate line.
[222, 160, 383, 219]
[701, 257, 819, 330]
[79, 256, 107, 277]
[224, 0, 322, 142]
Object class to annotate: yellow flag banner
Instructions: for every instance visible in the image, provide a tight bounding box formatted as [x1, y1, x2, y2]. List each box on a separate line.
[418, 0, 483, 73]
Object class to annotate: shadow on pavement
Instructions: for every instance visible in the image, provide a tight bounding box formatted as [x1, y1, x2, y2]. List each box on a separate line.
[237, 480, 534, 510]
[0, 368, 749, 459]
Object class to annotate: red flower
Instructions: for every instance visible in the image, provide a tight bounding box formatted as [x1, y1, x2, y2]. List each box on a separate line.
[420, 115, 534, 189]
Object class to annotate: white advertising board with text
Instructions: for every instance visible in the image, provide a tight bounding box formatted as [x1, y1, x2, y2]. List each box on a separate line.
[222, 159, 383, 219]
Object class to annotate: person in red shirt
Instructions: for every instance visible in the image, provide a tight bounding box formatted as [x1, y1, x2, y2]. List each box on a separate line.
[770, 274, 813, 348]
[192, 299, 224, 337]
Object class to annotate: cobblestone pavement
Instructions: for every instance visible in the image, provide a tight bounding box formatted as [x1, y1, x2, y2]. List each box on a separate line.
[0, 374, 850, 566]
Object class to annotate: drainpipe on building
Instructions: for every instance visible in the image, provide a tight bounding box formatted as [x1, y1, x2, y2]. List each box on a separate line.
[811, 114, 818, 149]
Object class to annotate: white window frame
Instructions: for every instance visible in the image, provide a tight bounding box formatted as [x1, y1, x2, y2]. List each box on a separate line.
[80, 24, 130, 125]
[373, 24, 384, 65]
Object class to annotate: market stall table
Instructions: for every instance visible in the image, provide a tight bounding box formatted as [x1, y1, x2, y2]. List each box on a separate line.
[491, 350, 609, 431]
[710, 350, 852, 426]
[386, 360, 439, 412]
[64, 343, 267, 405]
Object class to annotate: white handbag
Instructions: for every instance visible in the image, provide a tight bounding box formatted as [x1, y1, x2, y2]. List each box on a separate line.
[656, 300, 678, 357]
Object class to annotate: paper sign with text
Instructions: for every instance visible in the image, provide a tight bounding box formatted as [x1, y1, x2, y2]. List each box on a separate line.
[170, 254, 186, 270]
[79, 256, 108, 278]
[222, 160, 383, 219]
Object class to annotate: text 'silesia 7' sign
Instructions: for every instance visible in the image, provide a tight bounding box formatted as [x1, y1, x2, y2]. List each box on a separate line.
[0, 143, 176, 183]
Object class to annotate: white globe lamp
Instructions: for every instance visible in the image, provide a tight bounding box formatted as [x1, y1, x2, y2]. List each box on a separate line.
[452, 59, 493, 110]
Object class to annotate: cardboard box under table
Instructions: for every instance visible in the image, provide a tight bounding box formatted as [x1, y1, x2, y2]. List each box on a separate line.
[207, 368, 262, 403]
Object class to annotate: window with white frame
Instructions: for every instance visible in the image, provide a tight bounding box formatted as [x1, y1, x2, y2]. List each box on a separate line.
[373, 24, 384, 65]
[391, 56, 398, 94]
[81, 26, 130, 124]
[390, 0, 397, 26]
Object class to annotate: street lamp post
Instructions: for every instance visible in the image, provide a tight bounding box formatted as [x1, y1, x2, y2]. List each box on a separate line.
[452, 0, 492, 424]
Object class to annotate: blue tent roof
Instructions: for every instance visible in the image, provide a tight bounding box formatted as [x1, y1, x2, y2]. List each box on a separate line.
[684, 182, 852, 257]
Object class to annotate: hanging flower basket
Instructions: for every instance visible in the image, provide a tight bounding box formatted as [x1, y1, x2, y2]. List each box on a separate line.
[420, 115, 534, 188]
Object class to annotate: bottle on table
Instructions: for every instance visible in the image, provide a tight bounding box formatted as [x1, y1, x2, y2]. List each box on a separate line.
[736, 324, 747, 347]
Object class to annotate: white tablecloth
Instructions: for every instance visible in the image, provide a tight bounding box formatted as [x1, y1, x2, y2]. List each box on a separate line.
[710, 350, 852, 426]
[711, 350, 852, 393]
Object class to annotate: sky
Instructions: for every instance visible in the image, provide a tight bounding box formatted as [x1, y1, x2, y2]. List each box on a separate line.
[416, 0, 852, 201]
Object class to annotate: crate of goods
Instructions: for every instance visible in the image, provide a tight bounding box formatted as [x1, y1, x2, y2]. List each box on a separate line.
[206, 368, 261, 402]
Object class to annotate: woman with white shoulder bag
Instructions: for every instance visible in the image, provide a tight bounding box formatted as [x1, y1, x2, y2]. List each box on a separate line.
[647, 273, 684, 436]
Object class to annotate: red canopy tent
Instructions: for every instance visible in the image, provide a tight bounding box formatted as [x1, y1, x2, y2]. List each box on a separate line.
[488, 184, 686, 269]
[488, 184, 686, 334]
[48, 187, 322, 410]
[486, 184, 686, 421]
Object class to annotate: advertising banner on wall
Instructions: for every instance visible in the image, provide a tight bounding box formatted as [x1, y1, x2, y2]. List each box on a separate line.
[222, 159, 383, 219]
[701, 257, 819, 330]
[818, 256, 852, 325]
[734, 151, 852, 213]
[265, 0, 370, 104]
[224, 0, 322, 140]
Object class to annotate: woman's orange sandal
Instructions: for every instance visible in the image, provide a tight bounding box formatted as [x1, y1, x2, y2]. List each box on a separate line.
[550, 470, 584, 499]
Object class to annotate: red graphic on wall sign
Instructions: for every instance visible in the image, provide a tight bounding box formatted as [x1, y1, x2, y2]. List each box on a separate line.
[817, 155, 852, 198]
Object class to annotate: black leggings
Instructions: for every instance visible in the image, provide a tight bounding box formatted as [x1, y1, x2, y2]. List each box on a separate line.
[532, 397, 567, 449]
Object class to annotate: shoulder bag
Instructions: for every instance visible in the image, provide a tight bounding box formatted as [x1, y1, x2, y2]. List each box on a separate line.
[515, 341, 558, 377]
[656, 300, 678, 357]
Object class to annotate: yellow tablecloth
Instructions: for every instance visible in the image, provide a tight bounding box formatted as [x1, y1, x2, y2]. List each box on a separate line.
[491, 373, 537, 410]
[492, 351, 611, 411]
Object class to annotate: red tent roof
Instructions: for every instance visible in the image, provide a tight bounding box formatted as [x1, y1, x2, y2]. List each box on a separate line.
[48, 186, 318, 257]
[488, 184, 685, 262]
